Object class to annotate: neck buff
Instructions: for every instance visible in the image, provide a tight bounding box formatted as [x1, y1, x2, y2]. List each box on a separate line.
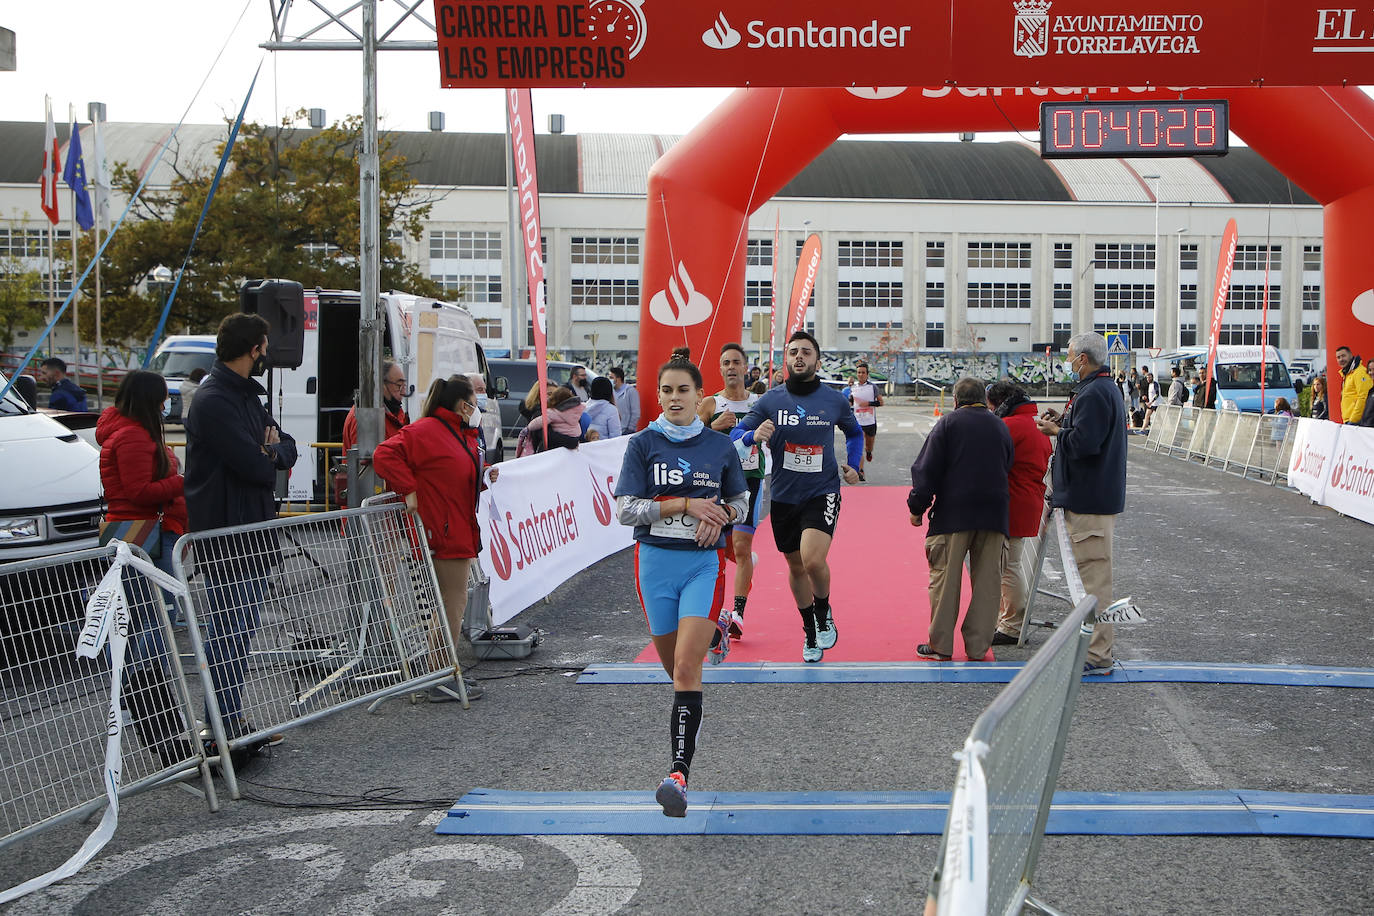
[648, 415, 704, 442]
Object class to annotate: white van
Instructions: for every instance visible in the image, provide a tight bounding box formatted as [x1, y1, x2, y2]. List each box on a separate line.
[269, 288, 505, 503]
[148, 335, 218, 422]
[1164, 345, 1299, 413]
[0, 371, 102, 561]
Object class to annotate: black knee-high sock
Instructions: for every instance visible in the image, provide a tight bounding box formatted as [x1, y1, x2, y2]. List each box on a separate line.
[799, 604, 817, 641]
[733, 594, 748, 618]
[814, 593, 831, 622]
[670, 690, 703, 782]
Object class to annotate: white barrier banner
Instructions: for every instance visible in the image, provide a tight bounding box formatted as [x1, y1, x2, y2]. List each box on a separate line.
[1287, 417, 1342, 502]
[479, 436, 633, 623]
[937, 738, 989, 916]
[1320, 425, 1374, 526]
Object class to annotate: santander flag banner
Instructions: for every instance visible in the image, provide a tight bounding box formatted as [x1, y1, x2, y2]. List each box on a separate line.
[1321, 425, 1374, 526]
[787, 233, 821, 340]
[1204, 218, 1238, 407]
[1287, 417, 1341, 503]
[478, 436, 632, 622]
[508, 89, 549, 425]
[40, 97, 61, 225]
[768, 210, 779, 375]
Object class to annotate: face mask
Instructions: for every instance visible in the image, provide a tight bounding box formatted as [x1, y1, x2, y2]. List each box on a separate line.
[161, 398, 171, 418]
[250, 350, 268, 377]
[475, 393, 489, 411]
[465, 404, 483, 428]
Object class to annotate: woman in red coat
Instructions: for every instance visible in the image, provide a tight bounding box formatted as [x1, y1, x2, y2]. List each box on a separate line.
[96, 370, 189, 664]
[372, 374, 496, 701]
[986, 380, 1054, 646]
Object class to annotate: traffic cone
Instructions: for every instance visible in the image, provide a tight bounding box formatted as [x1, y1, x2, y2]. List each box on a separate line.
[933, 403, 942, 418]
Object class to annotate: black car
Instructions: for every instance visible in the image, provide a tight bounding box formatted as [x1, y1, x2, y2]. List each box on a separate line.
[487, 359, 587, 439]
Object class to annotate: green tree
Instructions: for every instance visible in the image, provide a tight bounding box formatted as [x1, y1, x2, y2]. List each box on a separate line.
[0, 255, 43, 352]
[80, 110, 443, 344]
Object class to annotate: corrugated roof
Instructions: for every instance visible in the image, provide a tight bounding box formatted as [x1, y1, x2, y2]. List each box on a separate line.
[0, 121, 1320, 206]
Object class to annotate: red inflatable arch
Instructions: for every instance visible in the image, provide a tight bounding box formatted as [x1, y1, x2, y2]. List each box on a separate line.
[636, 86, 1374, 423]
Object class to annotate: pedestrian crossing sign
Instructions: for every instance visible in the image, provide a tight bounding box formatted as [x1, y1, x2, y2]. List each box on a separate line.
[1106, 332, 1130, 355]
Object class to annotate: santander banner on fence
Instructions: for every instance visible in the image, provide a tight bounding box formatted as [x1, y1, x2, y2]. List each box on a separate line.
[1288, 417, 1341, 502]
[478, 436, 632, 623]
[1321, 425, 1374, 526]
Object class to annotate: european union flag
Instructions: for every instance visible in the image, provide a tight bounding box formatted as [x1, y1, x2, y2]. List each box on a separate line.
[61, 121, 94, 231]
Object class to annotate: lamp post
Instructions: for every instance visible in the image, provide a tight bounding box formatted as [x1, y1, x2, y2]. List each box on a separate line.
[1143, 174, 1160, 354]
[147, 264, 173, 331]
[1174, 226, 1189, 348]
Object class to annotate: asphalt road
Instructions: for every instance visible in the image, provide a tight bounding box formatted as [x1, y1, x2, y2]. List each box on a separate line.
[4, 403, 1374, 915]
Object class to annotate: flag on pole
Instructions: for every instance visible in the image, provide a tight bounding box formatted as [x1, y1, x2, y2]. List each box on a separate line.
[91, 117, 111, 229]
[40, 97, 61, 225]
[507, 89, 551, 433]
[62, 120, 94, 231]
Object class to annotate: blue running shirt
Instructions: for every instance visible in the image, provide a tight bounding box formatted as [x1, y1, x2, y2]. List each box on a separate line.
[615, 426, 748, 550]
[733, 383, 863, 504]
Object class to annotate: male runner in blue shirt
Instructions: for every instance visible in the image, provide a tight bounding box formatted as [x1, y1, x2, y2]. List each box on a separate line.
[732, 331, 864, 662]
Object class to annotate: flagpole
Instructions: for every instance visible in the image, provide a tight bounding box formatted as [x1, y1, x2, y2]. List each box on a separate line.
[46, 221, 54, 360]
[93, 113, 104, 408]
[68, 105, 80, 385]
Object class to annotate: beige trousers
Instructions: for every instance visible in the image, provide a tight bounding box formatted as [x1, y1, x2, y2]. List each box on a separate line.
[925, 530, 1007, 659]
[996, 536, 1028, 637]
[432, 556, 473, 657]
[1063, 511, 1116, 667]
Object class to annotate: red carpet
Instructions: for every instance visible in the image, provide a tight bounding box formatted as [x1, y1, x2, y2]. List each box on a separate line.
[633, 486, 994, 664]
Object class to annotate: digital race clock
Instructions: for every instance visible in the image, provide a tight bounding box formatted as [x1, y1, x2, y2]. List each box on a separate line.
[1039, 100, 1228, 158]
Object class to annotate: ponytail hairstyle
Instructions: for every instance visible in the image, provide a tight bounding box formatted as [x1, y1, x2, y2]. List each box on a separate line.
[657, 348, 703, 389]
[421, 374, 475, 419]
[114, 370, 171, 479]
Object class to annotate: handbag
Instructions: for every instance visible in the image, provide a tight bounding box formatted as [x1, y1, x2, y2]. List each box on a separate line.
[99, 516, 163, 559]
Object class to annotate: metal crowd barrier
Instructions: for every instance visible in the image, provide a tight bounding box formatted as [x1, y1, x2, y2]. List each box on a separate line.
[1011, 491, 1073, 648]
[930, 596, 1097, 916]
[1, 544, 218, 871]
[171, 501, 470, 800]
[1143, 404, 1298, 486]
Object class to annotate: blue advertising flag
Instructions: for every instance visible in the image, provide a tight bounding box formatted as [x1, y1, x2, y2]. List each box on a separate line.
[61, 122, 94, 231]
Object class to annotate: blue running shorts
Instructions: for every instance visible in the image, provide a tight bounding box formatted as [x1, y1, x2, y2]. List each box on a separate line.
[634, 542, 727, 636]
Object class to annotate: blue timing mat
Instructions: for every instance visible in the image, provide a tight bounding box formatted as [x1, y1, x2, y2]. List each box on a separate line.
[435, 789, 1374, 838]
[575, 660, 1374, 688]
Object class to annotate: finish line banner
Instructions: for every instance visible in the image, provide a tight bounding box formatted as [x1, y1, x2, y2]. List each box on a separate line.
[432, 2, 1374, 89]
[479, 436, 632, 623]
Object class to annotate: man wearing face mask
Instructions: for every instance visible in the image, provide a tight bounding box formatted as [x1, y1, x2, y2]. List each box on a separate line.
[1035, 332, 1126, 675]
[343, 361, 410, 454]
[185, 313, 298, 749]
[466, 372, 496, 465]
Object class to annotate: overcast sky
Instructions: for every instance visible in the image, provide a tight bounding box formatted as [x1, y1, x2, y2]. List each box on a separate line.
[0, 2, 738, 135]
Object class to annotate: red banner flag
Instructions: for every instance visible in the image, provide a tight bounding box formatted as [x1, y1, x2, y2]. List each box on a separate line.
[768, 210, 779, 378]
[1204, 218, 1239, 407]
[40, 97, 60, 226]
[507, 89, 549, 435]
[787, 233, 821, 342]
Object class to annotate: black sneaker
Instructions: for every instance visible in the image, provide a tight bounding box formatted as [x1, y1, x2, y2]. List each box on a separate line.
[991, 631, 1020, 646]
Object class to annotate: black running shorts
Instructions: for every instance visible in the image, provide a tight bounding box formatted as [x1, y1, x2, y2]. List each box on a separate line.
[769, 492, 841, 555]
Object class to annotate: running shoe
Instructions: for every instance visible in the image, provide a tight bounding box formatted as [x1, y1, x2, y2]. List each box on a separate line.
[709, 612, 731, 665]
[816, 607, 837, 650]
[866, 449, 873, 462]
[727, 610, 744, 640]
[802, 630, 822, 663]
[656, 771, 688, 817]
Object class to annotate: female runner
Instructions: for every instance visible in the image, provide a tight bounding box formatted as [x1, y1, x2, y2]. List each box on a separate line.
[615, 353, 749, 817]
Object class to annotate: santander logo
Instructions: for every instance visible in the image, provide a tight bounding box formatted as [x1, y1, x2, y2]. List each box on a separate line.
[649, 261, 714, 327]
[488, 514, 513, 580]
[702, 12, 741, 49]
[590, 469, 614, 526]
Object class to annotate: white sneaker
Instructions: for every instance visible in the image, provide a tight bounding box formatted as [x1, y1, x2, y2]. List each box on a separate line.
[815, 607, 837, 650]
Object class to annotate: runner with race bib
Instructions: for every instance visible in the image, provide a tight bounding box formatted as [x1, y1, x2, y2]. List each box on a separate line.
[615, 352, 749, 817]
[846, 360, 884, 480]
[698, 341, 769, 649]
[732, 330, 864, 663]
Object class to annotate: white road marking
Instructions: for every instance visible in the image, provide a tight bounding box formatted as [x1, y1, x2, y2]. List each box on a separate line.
[534, 836, 642, 916]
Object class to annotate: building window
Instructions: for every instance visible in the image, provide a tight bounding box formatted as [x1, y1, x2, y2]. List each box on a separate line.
[1053, 243, 1073, 270]
[1093, 242, 1154, 270]
[474, 319, 502, 338]
[837, 239, 903, 268]
[1053, 282, 1072, 310]
[1179, 284, 1198, 311]
[570, 278, 639, 311]
[1179, 243, 1198, 271]
[1053, 322, 1072, 348]
[967, 241, 1032, 269]
[966, 282, 1031, 309]
[429, 230, 503, 337]
[925, 241, 945, 268]
[745, 279, 773, 311]
[1093, 284, 1155, 309]
[1180, 324, 1198, 346]
[1225, 285, 1283, 310]
[746, 238, 773, 266]
[836, 281, 902, 329]
[1302, 285, 1322, 310]
[1303, 245, 1322, 272]
[1093, 322, 1155, 348]
[925, 321, 945, 348]
[1302, 324, 1320, 349]
[0, 226, 70, 258]
[925, 282, 945, 310]
[571, 236, 639, 264]
[1216, 324, 1281, 346]
[1233, 244, 1281, 271]
[570, 236, 640, 321]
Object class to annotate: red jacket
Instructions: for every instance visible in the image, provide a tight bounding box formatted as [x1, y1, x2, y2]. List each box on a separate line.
[1002, 402, 1053, 538]
[95, 407, 188, 535]
[371, 407, 482, 559]
[341, 403, 409, 452]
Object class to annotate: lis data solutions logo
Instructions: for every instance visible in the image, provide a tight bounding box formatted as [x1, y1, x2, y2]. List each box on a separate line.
[1013, 0, 1052, 58]
[703, 12, 741, 49]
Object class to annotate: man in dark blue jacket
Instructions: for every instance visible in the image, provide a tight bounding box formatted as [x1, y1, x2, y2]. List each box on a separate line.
[185, 313, 297, 740]
[1036, 332, 1127, 674]
[907, 377, 1014, 661]
[39, 358, 88, 411]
